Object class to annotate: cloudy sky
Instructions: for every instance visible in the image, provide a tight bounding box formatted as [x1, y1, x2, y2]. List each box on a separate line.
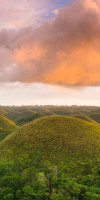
[0, 0, 100, 106]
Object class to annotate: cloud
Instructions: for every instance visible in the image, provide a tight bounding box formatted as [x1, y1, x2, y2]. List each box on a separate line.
[0, 0, 48, 29]
[53, 9, 59, 14]
[1, 0, 100, 86]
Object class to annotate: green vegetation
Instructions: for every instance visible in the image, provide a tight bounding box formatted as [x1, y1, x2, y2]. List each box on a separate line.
[0, 152, 99, 199]
[15, 111, 54, 126]
[0, 115, 100, 163]
[0, 115, 17, 141]
[89, 113, 100, 123]
[1, 105, 100, 126]
[0, 107, 99, 199]
[0, 106, 54, 126]
[72, 114, 98, 125]
[14, 112, 44, 126]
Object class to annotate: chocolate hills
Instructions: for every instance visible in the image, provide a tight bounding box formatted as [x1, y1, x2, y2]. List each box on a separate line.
[89, 113, 100, 123]
[0, 115, 100, 163]
[0, 115, 17, 141]
[72, 114, 98, 125]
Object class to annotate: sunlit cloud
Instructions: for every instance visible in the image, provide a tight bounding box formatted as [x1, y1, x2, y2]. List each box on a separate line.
[0, 0, 100, 87]
[52, 9, 59, 15]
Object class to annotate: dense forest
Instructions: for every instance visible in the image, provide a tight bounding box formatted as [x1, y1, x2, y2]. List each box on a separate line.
[0, 106, 99, 199]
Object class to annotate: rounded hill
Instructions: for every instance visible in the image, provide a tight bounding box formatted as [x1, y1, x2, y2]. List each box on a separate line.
[0, 115, 16, 128]
[72, 114, 98, 125]
[0, 116, 100, 163]
[89, 113, 100, 123]
[0, 115, 17, 141]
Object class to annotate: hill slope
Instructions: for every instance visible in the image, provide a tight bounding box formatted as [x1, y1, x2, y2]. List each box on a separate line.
[0, 116, 100, 163]
[15, 111, 54, 126]
[0, 115, 17, 141]
[72, 114, 98, 125]
[89, 113, 100, 123]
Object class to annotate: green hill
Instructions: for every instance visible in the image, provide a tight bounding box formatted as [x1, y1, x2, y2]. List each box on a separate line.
[16, 112, 44, 125]
[0, 115, 100, 199]
[72, 114, 98, 125]
[0, 115, 17, 141]
[15, 111, 54, 126]
[89, 113, 100, 123]
[0, 115, 100, 163]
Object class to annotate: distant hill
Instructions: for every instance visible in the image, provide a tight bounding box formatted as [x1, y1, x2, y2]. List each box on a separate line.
[16, 112, 44, 126]
[14, 111, 54, 126]
[0, 109, 8, 116]
[0, 115, 100, 163]
[89, 113, 100, 123]
[1, 105, 100, 126]
[0, 115, 17, 141]
[4, 107, 54, 126]
[72, 114, 98, 125]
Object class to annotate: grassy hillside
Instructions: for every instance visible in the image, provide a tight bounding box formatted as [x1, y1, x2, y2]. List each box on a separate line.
[0, 115, 100, 163]
[4, 106, 54, 126]
[89, 113, 100, 123]
[1, 105, 100, 126]
[15, 111, 54, 126]
[0, 115, 17, 141]
[0, 108, 8, 116]
[16, 112, 44, 126]
[0, 115, 100, 199]
[72, 114, 98, 125]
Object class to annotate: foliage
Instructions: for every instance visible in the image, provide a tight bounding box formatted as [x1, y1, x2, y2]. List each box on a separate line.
[0, 157, 99, 200]
[0, 108, 99, 199]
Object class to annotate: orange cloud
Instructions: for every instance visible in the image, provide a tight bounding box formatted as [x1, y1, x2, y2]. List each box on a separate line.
[83, 0, 100, 11]
[53, 9, 59, 14]
[1, 0, 100, 86]
[14, 46, 47, 63]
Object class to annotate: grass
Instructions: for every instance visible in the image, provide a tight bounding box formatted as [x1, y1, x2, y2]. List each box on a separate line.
[89, 113, 100, 123]
[15, 111, 54, 126]
[0, 115, 100, 163]
[72, 114, 98, 125]
[0, 115, 17, 141]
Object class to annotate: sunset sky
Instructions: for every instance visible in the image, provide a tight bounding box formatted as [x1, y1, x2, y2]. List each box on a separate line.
[0, 0, 100, 106]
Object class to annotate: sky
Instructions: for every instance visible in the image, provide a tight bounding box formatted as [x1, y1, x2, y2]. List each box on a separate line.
[0, 0, 100, 106]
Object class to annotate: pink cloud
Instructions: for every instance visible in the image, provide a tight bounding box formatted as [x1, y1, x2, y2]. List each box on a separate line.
[1, 0, 100, 86]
